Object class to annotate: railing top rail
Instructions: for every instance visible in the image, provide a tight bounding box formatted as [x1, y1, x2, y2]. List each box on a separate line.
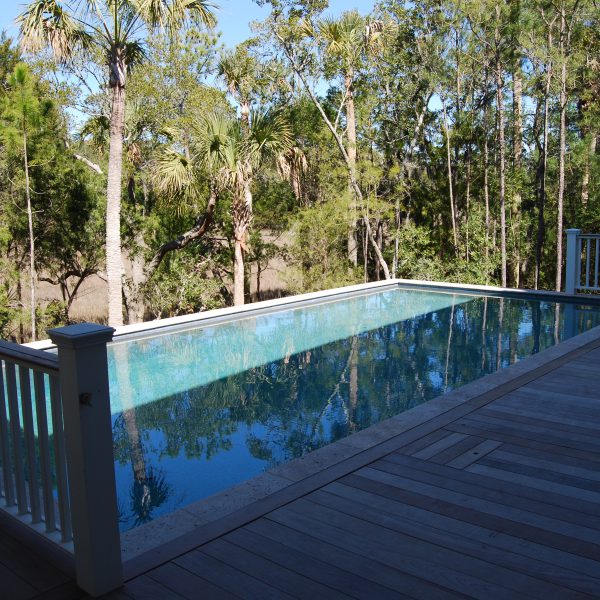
[578, 233, 600, 239]
[0, 340, 59, 373]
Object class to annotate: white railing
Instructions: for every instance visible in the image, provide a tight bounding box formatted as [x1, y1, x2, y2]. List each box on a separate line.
[0, 342, 71, 542]
[565, 229, 600, 294]
[0, 324, 122, 597]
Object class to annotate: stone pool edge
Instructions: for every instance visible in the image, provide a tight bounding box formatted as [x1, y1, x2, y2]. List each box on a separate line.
[119, 322, 600, 578]
[25, 277, 600, 351]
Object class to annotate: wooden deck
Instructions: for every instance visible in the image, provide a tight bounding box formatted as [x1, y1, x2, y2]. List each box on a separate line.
[4, 333, 600, 599]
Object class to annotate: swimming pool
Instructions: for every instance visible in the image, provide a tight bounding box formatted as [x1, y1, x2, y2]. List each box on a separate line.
[108, 285, 600, 531]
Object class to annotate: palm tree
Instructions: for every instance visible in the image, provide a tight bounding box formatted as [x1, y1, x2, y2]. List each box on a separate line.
[315, 12, 364, 267]
[17, 0, 217, 327]
[218, 46, 257, 128]
[156, 109, 292, 305]
[304, 12, 393, 270]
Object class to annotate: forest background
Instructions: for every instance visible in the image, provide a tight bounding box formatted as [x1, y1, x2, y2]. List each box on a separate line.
[1, 0, 599, 342]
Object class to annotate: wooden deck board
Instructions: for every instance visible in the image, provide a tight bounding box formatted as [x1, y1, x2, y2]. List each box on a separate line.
[4, 328, 600, 599]
[306, 487, 596, 596]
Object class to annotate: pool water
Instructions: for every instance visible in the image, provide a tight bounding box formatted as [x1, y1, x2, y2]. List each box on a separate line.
[108, 287, 600, 531]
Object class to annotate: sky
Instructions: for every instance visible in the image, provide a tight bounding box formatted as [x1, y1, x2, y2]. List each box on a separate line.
[1, 0, 376, 48]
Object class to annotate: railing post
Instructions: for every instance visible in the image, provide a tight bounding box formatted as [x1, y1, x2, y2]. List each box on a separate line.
[48, 323, 122, 597]
[565, 228, 581, 295]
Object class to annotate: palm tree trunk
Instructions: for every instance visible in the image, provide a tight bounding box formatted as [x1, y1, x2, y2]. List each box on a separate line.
[233, 240, 245, 306]
[233, 177, 252, 306]
[345, 71, 358, 268]
[23, 130, 36, 341]
[465, 143, 471, 263]
[106, 54, 126, 327]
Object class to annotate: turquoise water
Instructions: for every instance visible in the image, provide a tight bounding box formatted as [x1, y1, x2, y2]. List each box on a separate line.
[108, 287, 600, 531]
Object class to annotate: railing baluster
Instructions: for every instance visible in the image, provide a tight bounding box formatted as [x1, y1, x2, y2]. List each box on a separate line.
[49, 375, 72, 542]
[18, 366, 41, 523]
[594, 238, 600, 288]
[575, 237, 583, 290]
[5, 362, 27, 514]
[0, 363, 15, 506]
[586, 239, 591, 288]
[34, 371, 55, 533]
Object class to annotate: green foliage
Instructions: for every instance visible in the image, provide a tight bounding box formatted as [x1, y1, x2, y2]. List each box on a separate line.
[2, 0, 600, 337]
[286, 199, 362, 292]
[144, 252, 225, 319]
[393, 222, 445, 281]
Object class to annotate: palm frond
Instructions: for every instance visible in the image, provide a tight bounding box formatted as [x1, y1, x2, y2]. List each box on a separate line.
[153, 146, 194, 196]
[168, 0, 217, 29]
[136, 0, 217, 32]
[317, 11, 364, 58]
[192, 112, 237, 171]
[17, 0, 92, 61]
[245, 108, 293, 165]
[364, 18, 397, 54]
[79, 114, 110, 152]
[217, 47, 255, 100]
[297, 17, 315, 39]
[124, 39, 146, 69]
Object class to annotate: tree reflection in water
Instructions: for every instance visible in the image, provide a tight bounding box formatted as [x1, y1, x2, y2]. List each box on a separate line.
[110, 295, 600, 531]
[113, 344, 172, 528]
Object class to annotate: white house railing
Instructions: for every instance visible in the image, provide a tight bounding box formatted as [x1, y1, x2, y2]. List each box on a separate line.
[0, 342, 71, 541]
[565, 229, 600, 294]
[0, 324, 122, 597]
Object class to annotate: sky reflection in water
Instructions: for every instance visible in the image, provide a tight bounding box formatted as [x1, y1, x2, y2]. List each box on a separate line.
[108, 288, 600, 531]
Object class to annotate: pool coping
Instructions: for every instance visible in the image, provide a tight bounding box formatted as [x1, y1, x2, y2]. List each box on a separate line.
[119, 319, 600, 580]
[24, 278, 600, 351]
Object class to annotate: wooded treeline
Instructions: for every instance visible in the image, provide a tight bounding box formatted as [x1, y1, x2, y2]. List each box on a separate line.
[1, 0, 599, 341]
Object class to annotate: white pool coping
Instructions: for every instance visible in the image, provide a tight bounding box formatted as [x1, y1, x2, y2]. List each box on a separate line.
[24, 278, 600, 351]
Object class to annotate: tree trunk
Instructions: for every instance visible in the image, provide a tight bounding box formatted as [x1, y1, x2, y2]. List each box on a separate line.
[277, 38, 390, 278]
[240, 100, 250, 129]
[556, 12, 567, 292]
[442, 97, 458, 254]
[145, 185, 218, 279]
[23, 130, 36, 341]
[581, 134, 596, 209]
[484, 98, 491, 272]
[496, 65, 508, 288]
[536, 58, 552, 289]
[274, 39, 391, 279]
[106, 51, 127, 327]
[345, 70, 358, 267]
[233, 240, 245, 306]
[375, 220, 383, 281]
[512, 60, 523, 287]
[233, 176, 253, 306]
[125, 238, 147, 325]
[465, 143, 471, 263]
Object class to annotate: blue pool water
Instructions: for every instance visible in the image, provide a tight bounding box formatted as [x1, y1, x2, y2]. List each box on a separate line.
[107, 287, 600, 531]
